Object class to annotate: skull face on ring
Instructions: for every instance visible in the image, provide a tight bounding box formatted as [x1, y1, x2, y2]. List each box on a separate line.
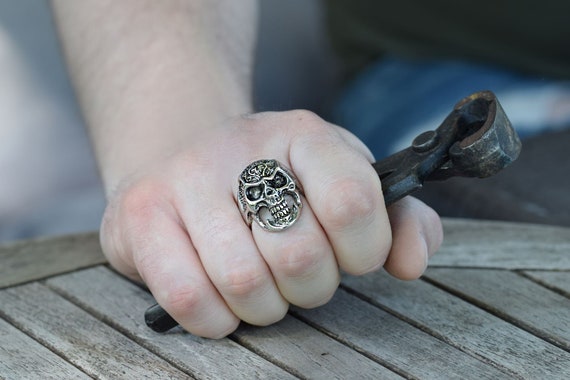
[238, 159, 302, 231]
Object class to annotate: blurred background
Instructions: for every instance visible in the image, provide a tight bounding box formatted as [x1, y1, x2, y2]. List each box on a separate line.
[0, 0, 104, 241]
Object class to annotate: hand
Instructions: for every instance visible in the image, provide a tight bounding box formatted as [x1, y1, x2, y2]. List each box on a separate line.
[100, 110, 443, 338]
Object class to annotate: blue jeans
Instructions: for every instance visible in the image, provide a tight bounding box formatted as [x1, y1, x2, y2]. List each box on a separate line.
[332, 57, 570, 159]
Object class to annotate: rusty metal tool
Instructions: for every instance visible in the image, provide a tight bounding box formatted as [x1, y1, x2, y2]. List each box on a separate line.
[145, 90, 522, 333]
[374, 90, 521, 204]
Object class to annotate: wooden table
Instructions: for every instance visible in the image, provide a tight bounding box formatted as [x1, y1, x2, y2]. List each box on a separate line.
[1, 218, 569, 379]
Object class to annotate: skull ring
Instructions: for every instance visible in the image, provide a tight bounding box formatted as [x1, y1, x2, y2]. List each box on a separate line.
[238, 159, 303, 232]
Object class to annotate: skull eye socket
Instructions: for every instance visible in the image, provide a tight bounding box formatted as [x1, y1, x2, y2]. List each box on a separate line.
[270, 173, 287, 188]
[246, 185, 264, 201]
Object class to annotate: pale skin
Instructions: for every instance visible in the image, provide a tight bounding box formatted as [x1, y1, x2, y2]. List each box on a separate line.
[51, 0, 443, 338]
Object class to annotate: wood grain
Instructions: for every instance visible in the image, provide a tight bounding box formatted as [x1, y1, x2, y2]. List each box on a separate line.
[0, 232, 105, 289]
[234, 315, 401, 379]
[341, 271, 570, 379]
[425, 268, 570, 350]
[46, 266, 294, 379]
[522, 270, 570, 297]
[292, 289, 508, 379]
[432, 219, 570, 270]
[0, 283, 190, 379]
[0, 318, 90, 380]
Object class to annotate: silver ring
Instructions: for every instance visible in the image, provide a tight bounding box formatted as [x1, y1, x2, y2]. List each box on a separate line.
[238, 159, 303, 232]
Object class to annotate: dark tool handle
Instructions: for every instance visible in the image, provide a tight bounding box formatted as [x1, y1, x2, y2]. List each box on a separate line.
[144, 162, 407, 333]
[145, 303, 179, 332]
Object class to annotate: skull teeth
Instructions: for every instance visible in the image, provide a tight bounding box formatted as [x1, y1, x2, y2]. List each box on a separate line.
[270, 200, 291, 220]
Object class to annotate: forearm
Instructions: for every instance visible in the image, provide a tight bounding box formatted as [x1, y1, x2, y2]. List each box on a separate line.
[51, 0, 257, 193]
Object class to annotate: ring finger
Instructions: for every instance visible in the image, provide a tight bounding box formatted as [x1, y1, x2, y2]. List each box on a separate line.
[239, 159, 340, 308]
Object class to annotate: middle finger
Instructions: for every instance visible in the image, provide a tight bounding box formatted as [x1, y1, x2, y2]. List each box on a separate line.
[251, 192, 340, 309]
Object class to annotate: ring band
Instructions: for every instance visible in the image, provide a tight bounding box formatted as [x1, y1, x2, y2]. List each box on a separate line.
[237, 159, 303, 232]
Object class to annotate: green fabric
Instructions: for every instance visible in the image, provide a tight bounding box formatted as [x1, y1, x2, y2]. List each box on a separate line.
[326, 0, 570, 80]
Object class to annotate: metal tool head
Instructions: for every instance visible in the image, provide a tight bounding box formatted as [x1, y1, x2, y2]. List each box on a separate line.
[372, 90, 522, 205]
[446, 91, 522, 178]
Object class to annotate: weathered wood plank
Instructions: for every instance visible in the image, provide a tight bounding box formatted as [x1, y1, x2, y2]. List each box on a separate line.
[234, 315, 402, 380]
[424, 268, 570, 350]
[0, 318, 90, 380]
[0, 232, 105, 289]
[46, 266, 295, 379]
[52, 268, 401, 379]
[341, 271, 570, 379]
[292, 289, 508, 379]
[0, 283, 190, 379]
[522, 271, 570, 297]
[431, 219, 570, 270]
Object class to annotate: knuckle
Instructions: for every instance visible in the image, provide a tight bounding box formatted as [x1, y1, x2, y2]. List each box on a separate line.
[120, 181, 165, 221]
[285, 109, 323, 124]
[157, 275, 241, 339]
[117, 181, 171, 241]
[216, 265, 267, 298]
[286, 110, 332, 138]
[277, 239, 327, 278]
[321, 179, 381, 231]
[163, 284, 207, 317]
